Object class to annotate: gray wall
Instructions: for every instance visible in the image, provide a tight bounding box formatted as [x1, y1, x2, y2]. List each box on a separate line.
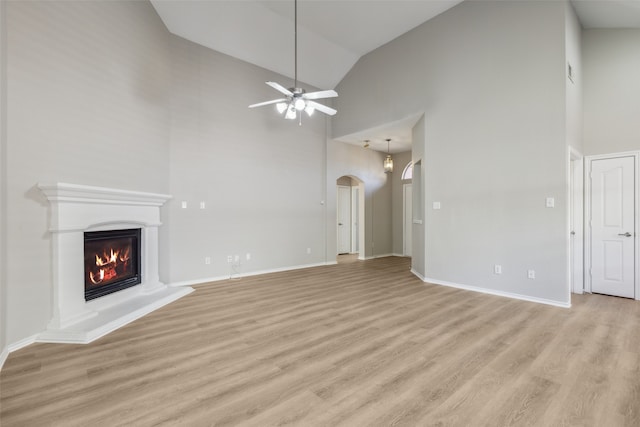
[391, 150, 412, 255]
[566, 2, 583, 154]
[1, 0, 7, 364]
[326, 140, 392, 260]
[5, 0, 172, 344]
[334, 0, 570, 304]
[583, 29, 640, 155]
[166, 35, 330, 282]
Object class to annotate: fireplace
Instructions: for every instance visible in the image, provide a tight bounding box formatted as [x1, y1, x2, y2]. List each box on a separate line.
[84, 229, 142, 301]
[37, 182, 194, 344]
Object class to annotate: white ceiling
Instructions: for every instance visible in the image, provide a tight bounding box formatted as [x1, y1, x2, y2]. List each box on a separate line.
[151, 0, 640, 153]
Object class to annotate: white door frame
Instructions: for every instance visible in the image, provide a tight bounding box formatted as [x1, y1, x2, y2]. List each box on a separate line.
[403, 183, 412, 257]
[569, 147, 584, 295]
[584, 151, 640, 300]
[351, 186, 359, 254]
[337, 185, 351, 254]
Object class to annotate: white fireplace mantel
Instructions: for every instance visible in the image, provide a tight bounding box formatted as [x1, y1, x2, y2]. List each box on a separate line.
[37, 183, 193, 344]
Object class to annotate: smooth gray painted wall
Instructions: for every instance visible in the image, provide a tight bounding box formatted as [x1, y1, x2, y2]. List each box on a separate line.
[326, 140, 392, 260]
[166, 35, 329, 282]
[583, 29, 640, 155]
[335, 1, 570, 304]
[5, 0, 172, 344]
[565, 2, 583, 154]
[391, 151, 412, 255]
[1, 0, 7, 362]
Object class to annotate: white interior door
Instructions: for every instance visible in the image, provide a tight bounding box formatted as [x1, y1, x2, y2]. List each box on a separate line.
[337, 185, 351, 254]
[351, 187, 359, 253]
[404, 184, 412, 256]
[590, 156, 635, 298]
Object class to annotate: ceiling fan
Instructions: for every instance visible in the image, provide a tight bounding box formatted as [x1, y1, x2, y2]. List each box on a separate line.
[249, 0, 337, 123]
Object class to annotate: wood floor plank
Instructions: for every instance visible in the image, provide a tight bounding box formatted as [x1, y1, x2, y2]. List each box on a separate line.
[2, 256, 640, 426]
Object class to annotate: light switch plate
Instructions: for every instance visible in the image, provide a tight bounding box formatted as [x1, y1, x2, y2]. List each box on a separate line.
[546, 197, 555, 208]
[433, 201, 441, 210]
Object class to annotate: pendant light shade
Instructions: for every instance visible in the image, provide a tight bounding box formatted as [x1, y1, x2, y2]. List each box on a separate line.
[384, 139, 393, 173]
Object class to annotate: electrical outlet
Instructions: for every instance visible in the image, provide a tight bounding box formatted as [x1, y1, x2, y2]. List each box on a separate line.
[494, 264, 502, 275]
[205, 257, 211, 265]
[200, 201, 206, 209]
[227, 255, 232, 263]
[181, 201, 187, 209]
[528, 270, 536, 279]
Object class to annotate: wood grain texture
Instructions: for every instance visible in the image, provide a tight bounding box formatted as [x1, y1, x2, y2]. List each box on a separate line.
[2, 256, 640, 426]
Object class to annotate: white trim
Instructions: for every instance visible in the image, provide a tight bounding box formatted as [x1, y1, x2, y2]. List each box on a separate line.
[337, 185, 351, 254]
[403, 183, 412, 257]
[422, 277, 571, 308]
[171, 261, 338, 287]
[411, 268, 426, 281]
[584, 151, 640, 300]
[0, 347, 8, 371]
[569, 147, 584, 296]
[8, 333, 39, 353]
[37, 287, 193, 344]
[401, 161, 413, 181]
[37, 182, 171, 207]
[363, 253, 395, 260]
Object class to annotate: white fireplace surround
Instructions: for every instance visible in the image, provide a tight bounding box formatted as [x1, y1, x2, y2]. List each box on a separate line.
[37, 183, 193, 344]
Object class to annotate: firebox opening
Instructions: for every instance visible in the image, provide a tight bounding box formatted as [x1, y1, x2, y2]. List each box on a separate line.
[84, 228, 142, 301]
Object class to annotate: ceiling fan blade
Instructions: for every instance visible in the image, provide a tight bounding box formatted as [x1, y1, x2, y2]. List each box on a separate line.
[307, 100, 337, 116]
[249, 98, 288, 108]
[304, 89, 338, 100]
[266, 81, 293, 96]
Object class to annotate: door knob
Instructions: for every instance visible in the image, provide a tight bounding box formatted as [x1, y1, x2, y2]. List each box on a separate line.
[618, 232, 632, 237]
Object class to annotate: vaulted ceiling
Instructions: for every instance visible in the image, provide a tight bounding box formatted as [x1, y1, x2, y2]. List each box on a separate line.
[151, 0, 640, 153]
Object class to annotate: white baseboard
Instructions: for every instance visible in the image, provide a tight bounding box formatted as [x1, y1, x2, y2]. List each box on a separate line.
[422, 277, 571, 308]
[411, 268, 426, 281]
[8, 334, 39, 353]
[363, 253, 396, 260]
[2, 333, 40, 371]
[0, 346, 8, 371]
[171, 261, 338, 287]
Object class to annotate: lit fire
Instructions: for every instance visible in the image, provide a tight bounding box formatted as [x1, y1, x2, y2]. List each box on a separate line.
[89, 247, 131, 285]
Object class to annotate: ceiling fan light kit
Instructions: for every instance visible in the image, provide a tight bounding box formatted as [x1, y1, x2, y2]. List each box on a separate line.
[248, 0, 337, 125]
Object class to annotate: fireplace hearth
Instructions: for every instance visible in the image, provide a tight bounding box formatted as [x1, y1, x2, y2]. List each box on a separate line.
[84, 229, 141, 301]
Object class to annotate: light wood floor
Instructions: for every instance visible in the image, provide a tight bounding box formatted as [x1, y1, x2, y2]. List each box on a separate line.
[2, 256, 640, 426]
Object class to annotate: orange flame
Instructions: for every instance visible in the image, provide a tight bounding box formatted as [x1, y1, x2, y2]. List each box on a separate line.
[90, 247, 128, 285]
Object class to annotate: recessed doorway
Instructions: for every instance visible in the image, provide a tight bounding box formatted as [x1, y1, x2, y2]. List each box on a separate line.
[336, 176, 365, 260]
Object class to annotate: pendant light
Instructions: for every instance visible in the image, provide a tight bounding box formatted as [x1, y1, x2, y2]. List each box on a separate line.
[383, 139, 393, 173]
